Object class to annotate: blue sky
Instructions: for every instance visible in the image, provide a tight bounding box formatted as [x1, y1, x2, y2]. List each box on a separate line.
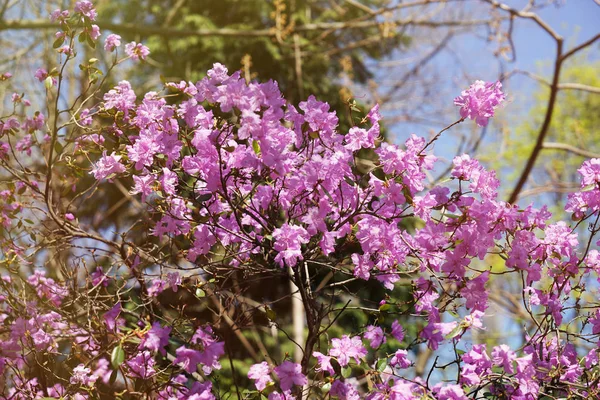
[374, 0, 599, 202]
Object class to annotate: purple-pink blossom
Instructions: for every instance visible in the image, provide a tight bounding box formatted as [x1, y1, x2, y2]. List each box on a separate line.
[454, 80, 506, 126]
[273, 361, 307, 391]
[248, 362, 273, 391]
[272, 223, 310, 267]
[74, 1, 97, 20]
[328, 335, 367, 367]
[90, 151, 126, 181]
[104, 34, 121, 52]
[125, 41, 150, 61]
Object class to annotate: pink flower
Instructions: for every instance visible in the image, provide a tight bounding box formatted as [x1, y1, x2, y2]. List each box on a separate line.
[74, 1, 97, 20]
[90, 151, 126, 181]
[126, 351, 156, 379]
[79, 109, 93, 126]
[104, 34, 121, 52]
[140, 322, 171, 355]
[86, 24, 101, 40]
[65, 213, 75, 221]
[391, 320, 404, 342]
[103, 81, 137, 113]
[147, 278, 167, 297]
[345, 126, 376, 151]
[131, 174, 155, 201]
[173, 347, 203, 374]
[462, 271, 489, 312]
[125, 42, 150, 61]
[272, 223, 310, 267]
[273, 361, 307, 391]
[328, 335, 367, 367]
[34, 68, 48, 82]
[491, 344, 516, 373]
[363, 325, 386, 348]
[577, 158, 600, 187]
[90, 267, 109, 287]
[58, 45, 74, 56]
[312, 351, 334, 375]
[15, 135, 33, 156]
[50, 9, 69, 22]
[454, 80, 505, 126]
[390, 349, 411, 369]
[103, 302, 124, 332]
[248, 362, 273, 391]
[160, 168, 178, 196]
[330, 380, 360, 400]
[70, 364, 97, 387]
[437, 384, 468, 400]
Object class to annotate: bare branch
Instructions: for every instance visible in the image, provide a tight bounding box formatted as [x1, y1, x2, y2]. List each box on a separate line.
[484, 0, 562, 41]
[381, 32, 454, 103]
[561, 33, 600, 61]
[505, 70, 600, 94]
[0, 16, 497, 38]
[542, 142, 600, 159]
[559, 83, 600, 94]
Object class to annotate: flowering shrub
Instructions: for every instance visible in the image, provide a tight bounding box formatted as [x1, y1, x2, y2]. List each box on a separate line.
[1, 2, 600, 400]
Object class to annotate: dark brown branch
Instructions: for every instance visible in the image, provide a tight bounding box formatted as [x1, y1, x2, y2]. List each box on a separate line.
[507, 41, 563, 204]
[484, 0, 561, 40]
[561, 33, 600, 61]
[485, 0, 567, 204]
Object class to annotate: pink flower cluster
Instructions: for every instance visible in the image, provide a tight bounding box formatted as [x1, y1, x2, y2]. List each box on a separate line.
[3, 1, 600, 398]
[454, 80, 506, 126]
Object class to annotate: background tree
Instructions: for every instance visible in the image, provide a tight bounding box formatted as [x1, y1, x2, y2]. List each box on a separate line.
[492, 60, 600, 206]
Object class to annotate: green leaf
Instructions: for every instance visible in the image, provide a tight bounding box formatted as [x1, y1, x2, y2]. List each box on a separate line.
[109, 369, 119, 385]
[111, 345, 125, 369]
[54, 141, 63, 154]
[196, 193, 212, 202]
[343, 176, 356, 186]
[252, 139, 261, 155]
[376, 358, 388, 372]
[379, 303, 391, 312]
[53, 36, 65, 49]
[445, 324, 464, 340]
[195, 288, 206, 298]
[86, 34, 96, 49]
[341, 366, 352, 378]
[437, 177, 454, 184]
[44, 76, 54, 90]
[265, 307, 277, 321]
[320, 382, 331, 392]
